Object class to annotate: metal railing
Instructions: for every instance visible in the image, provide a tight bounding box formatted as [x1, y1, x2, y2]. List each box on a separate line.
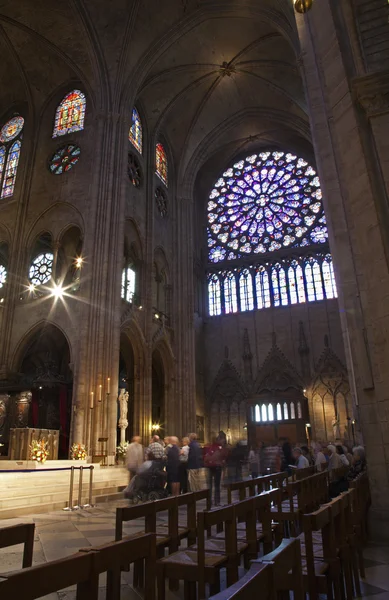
[63, 465, 95, 511]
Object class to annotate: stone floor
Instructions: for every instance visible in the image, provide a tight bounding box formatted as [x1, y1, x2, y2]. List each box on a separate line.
[0, 498, 388, 599]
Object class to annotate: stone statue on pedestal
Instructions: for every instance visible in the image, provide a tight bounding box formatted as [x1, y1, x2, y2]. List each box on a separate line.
[118, 388, 129, 444]
[332, 417, 341, 440]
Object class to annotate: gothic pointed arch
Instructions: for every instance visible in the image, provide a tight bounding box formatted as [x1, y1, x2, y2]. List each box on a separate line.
[209, 359, 248, 443]
[209, 359, 248, 403]
[254, 344, 304, 394]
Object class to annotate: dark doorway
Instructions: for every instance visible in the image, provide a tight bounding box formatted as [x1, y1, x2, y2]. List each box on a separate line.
[18, 324, 73, 458]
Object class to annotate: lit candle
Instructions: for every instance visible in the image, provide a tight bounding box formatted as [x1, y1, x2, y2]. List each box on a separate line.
[98, 384, 102, 402]
[90, 391, 94, 409]
[107, 377, 111, 395]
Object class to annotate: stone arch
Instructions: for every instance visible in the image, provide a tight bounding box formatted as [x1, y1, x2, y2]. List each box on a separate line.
[26, 203, 85, 248]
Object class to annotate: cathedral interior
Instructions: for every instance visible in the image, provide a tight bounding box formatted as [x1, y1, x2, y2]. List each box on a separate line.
[0, 0, 388, 539]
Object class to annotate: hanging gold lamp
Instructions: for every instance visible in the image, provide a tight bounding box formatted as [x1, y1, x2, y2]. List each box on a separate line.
[293, 0, 313, 13]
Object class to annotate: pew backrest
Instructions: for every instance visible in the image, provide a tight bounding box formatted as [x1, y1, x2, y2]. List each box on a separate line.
[209, 562, 276, 600]
[0, 523, 35, 569]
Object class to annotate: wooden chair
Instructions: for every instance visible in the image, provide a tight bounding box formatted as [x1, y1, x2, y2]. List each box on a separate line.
[0, 523, 35, 569]
[252, 537, 304, 599]
[157, 505, 238, 600]
[209, 561, 277, 600]
[0, 534, 156, 600]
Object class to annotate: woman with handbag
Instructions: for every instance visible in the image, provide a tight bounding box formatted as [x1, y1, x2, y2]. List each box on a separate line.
[204, 438, 227, 505]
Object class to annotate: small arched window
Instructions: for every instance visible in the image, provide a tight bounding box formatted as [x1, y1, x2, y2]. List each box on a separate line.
[297, 401, 302, 419]
[277, 403, 282, 420]
[261, 404, 268, 422]
[323, 255, 337, 299]
[121, 266, 136, 303]
[290, 402, 296, 419]
[283, 402, 289, 420]
[156, 143, 168, 186]
[268, 404, 274, 421]
[224, 272, 238, 314]
[255, 267, 271, 309]
[0, 116, 24, 199]
[208, 274, 221, 316]
[255, 405, 261, 422]
[53, 90, 86, 138]
[239, 269, 254, 311]
[129, 107, 142, 154]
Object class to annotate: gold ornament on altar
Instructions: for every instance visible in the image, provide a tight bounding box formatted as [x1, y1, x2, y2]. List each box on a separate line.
[293, 0, 313, 14]
[30, 439, 49, 463]
[71, 443, 87, 460]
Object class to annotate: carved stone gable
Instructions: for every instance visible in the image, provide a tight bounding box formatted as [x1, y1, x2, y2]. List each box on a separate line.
[254, 345, 303, 393]
[208, 360, 247, 404]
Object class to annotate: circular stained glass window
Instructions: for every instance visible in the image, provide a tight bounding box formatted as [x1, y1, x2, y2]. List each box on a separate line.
[128, 152, 142, 187]
[49, 144, 80, 175]
[207, 151, 327, 263]
[155, 187, 168, 217]
[0, 116, 24, 143]
[0, 265, 7, 288]
[29, 253, 54, 285]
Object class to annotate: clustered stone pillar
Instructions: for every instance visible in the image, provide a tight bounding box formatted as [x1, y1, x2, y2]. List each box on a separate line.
[295, 1, 389, 537]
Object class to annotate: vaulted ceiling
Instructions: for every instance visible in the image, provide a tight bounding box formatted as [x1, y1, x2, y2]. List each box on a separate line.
[0, 0, 308, 190]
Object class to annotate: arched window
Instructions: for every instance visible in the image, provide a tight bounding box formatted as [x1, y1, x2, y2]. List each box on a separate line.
[283, 402, 289, 420]
[156, 142, 168, 186]
[255, 267, 271, 309]
[207, 150, 336, 316]
[255, 405, 261, 422]
[52, 90, 86, 137]
[290, 402, 296, 419]
[29, 253, 54, 286]
[323, 255, 337, 299]
[276, 403, 282, 420]
[239, 269, 254, 311]
[268, 404, 274, 421]
[297, 402, 302, 419]
[224, 272, 238, 314]
[129, 107, 142, 154]
[208, 274, 221, 316]
[121, 266, 136, 303]
[0, 116, 24, 199]
[261, 404, 268, 422]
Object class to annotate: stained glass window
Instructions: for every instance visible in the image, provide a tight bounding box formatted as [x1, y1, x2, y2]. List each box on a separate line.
[49, 144, 80, 175]
[129, 107, 142, 154]
[29, 253, 54, 285]
[0, 264, 7, 288]
[255, 267, 271, 309]
[224, 272, 238, 314]
[239, 269, 254, 311]
[290, 402, 296, 419]
[121, 267, 136, 303]
[0, 116, 24, 143]
[0, 147, 5, 186]
[268, 404, 274, 421]
[208, 274, 221, 316]
[208, 151, 326, 264]
[277, 403, 282, 420]
[261, 404, 268, 422]
[156, 143, 168, 186]
[52, 90, 86, 138]
[1, 140, 21, 198]
[323, 255, 337, 299]
[297, 402, 302, 419]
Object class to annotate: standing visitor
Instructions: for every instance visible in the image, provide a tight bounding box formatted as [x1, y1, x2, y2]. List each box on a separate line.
[336, 445, 350, 466]
[301, 445, 314, 466]
[248, 444, 261, 479]
[348, 446, 366, 480]
[145, 435, 164, 461]
[187, 433, 203, 491]
[179, 436, 190, 493]
[314, 445, 327, 471]
[327, 444, 343, 470]
[126, 436, 144, 479]
[167, 437, 180, 496]
[292, 447, 309, 469]
[204, 438, 226, 505]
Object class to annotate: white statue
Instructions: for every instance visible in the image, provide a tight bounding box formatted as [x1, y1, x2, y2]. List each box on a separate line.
[118, 388, 129, 444]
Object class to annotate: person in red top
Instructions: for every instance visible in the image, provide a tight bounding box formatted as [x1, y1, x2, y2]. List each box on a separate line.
[204, 438, 227, 505]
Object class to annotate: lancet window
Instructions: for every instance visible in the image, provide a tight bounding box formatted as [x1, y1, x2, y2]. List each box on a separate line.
[0, 116, 24, 199]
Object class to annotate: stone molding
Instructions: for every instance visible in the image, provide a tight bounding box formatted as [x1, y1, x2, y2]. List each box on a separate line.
[353, 71, 389, 118]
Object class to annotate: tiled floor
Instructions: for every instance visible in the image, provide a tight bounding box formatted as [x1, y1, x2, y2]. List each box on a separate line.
[0, 499, 388, 599]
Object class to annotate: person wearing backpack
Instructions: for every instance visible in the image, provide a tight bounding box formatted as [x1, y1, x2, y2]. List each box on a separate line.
[204, 438, 226, 505]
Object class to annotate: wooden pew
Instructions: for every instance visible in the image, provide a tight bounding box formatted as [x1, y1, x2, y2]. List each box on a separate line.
[208, 561, 276, 600]
[294, 465, 317, 480]
[0, 523, 35, 569]
[251, 537, 304, 599]
[157, 505, 238, 600]
[0, 533, 156, 600]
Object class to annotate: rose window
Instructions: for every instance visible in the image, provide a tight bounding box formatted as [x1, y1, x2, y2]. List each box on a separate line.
[29, 253, 54, 285]
[49, 144, 81, 175]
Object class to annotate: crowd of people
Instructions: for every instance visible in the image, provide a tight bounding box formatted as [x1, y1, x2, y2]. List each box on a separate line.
[125, 432, 367, 505]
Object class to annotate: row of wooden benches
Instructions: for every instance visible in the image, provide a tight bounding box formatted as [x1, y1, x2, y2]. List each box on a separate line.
[0, 470, 370, 600]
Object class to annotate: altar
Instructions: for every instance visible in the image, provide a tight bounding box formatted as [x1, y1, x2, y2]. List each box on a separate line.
[8, 428, 59, 460]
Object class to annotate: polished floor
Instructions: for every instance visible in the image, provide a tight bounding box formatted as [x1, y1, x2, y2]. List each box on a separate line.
[0, 498, 388, 599]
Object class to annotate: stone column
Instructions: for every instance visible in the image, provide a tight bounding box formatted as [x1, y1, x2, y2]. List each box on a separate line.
[295, 0, 389, 537]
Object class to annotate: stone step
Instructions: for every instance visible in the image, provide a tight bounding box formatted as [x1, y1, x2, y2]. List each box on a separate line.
[0, 480, 127, 504]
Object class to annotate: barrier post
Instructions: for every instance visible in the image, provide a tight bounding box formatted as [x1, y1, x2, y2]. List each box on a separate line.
[82, 466, 94, 508]
[73, 467, 83, 510]
[62, 466, 75, 511]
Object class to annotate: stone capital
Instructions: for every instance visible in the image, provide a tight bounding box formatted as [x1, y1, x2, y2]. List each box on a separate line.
[353, 71, 389, 118]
